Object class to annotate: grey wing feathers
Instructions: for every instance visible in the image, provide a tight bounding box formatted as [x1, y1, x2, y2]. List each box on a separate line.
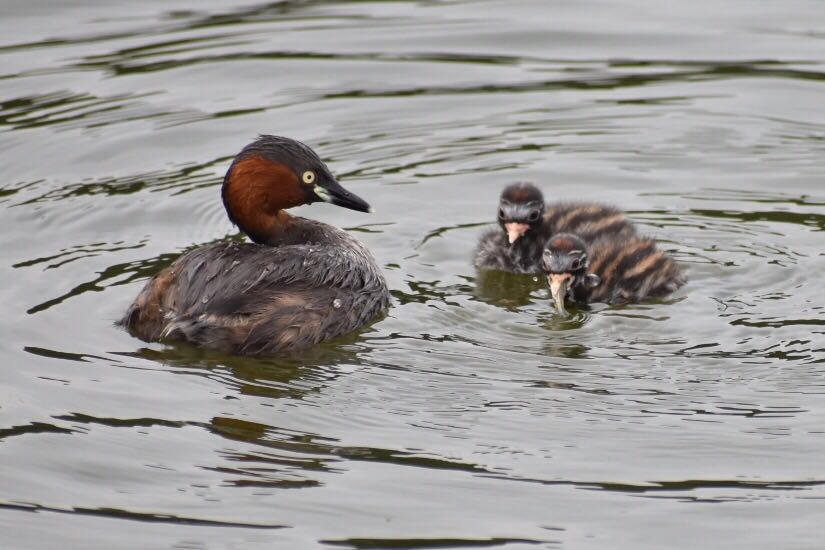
[121, 241, 389, 354]
[473, 228, 511, 270]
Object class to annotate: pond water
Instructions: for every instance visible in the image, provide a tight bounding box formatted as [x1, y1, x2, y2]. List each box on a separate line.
[1, 1, 824, 548]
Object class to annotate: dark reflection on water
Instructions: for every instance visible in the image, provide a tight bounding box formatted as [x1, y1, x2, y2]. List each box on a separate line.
[0, 501, 286, 530]
[2, 0, 825, 548]
[473, 270, 545, 309]
[25, 250, 179, 314]
[323, 62, 825, 99]
[119, 338, 361, 398]
[320, 537, 552, 548]
[10, 160, 226, 203]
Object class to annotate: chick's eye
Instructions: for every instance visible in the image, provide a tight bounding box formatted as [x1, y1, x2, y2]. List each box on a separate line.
[570, 259, 580, 270]
[498, 208, 506, 220]
[302, 171, 316, 184]
[528, 210, 540, 222]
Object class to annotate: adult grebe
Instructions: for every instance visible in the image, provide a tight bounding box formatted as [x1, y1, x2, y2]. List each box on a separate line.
[120, 135, 390, 355]
[474, 182, 636, 273]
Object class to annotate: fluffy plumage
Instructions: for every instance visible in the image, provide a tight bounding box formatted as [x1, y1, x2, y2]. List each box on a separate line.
[474, 182, 637, 273]
[542, 232, 684, 311]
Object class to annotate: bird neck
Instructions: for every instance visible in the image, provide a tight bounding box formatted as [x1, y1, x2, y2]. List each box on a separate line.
[222, 155, 308, 244]
[249, 210, 298, 245]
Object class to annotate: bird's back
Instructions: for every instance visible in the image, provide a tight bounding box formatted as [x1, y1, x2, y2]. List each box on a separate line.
[120, 223, 389, 354]
[474, 201, 637, 274]
[544, 202, 636, 244]
[582, 235, 684, 304]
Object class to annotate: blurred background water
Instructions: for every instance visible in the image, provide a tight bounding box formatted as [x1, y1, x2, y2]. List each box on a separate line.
[1, 1, 824, 548]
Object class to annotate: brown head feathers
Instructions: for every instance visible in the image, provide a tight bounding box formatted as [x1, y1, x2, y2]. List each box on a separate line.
[221, 135, 371, 244]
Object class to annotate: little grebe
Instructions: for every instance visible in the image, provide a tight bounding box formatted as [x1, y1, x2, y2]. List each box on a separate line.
[120, 135, 390, 355]
[542, 233, 685, 313]
[474, 182, 636, 273]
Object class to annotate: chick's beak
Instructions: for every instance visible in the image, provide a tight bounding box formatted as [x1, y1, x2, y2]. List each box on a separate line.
[548, 272, 572, 314]
[314, 177, 373, 213]
[504, 222, 530, 244]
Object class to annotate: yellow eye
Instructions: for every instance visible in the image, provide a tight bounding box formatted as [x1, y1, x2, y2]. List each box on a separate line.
[302, 171, 316, 184]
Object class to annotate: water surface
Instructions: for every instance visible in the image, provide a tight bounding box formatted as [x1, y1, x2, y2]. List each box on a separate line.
[2, 1, 825, 548]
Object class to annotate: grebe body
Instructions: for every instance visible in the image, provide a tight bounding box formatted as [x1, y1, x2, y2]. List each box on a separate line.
[542, 233, 684, 313]
[120, 135, 389, 355]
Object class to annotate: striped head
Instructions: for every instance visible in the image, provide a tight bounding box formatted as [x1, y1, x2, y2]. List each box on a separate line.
[542, 233, 600, 313]
[498, 182, 545, 244]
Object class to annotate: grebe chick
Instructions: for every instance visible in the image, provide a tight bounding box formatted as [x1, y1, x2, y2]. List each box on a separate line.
[542, 233, 684, 314]
[473, 182, 636, 274]
[120, 135, 390, 355]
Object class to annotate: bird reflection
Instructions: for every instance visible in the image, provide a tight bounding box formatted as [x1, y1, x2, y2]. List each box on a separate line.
[119, 332, 367, 401]
[117, 338, 375, 490]
[473, 269, 545, 310]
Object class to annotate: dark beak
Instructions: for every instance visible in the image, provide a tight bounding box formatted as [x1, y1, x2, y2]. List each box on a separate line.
[314, 178, 372, 213]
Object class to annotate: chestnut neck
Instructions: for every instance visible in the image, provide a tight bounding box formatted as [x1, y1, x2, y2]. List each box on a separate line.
[221, 155, 308, 244]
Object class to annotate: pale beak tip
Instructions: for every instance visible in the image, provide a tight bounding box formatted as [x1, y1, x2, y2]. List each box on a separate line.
[549, 274, 571, 315]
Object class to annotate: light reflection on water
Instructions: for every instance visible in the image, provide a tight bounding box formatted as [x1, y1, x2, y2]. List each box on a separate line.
[1, 1, 825, 548]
